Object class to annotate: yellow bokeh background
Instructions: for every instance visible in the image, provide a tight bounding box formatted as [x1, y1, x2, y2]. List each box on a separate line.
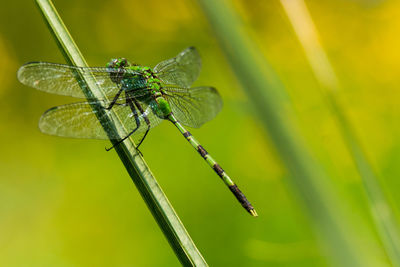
[1, 0, 400, 266]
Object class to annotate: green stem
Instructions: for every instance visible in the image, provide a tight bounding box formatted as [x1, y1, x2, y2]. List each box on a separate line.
[198, 0, 371, 266]
[35, 0, 207, 266]
[280, 1, 400, 265]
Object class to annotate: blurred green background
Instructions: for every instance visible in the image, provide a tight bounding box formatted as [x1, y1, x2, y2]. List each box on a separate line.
[1, 0, 400, 266]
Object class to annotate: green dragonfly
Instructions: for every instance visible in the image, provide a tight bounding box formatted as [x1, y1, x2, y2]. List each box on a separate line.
[17, 47, 257, 216]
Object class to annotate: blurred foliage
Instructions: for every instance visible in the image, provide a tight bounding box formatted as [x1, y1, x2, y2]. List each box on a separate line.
[1, 0, 400, 266]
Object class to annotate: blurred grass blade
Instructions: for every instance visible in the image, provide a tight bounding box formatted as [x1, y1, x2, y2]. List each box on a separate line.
[35, 0, 207, 266]
[280, 0, 400, 265]
[198, 0, 371, 266]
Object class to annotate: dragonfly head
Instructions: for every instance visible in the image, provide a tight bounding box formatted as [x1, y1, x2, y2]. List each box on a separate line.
[106, 58, 131, 69]
[106, 58, 133, 84]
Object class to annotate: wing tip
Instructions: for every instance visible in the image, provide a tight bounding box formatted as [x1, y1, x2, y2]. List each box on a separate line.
[38, 106, 58, 135]
[16, 66, 24, 83]
[17, 62, 44, 84]
[21, 61, 42, 66]
[183, 46, 199, 57]
[209, 86, 223, 113]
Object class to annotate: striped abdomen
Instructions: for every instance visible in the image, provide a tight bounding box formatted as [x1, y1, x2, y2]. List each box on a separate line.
[168, 114, 257, 216]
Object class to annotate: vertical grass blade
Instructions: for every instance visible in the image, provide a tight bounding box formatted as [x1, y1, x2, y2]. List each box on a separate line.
[280, 0, 400, 265]
[198, 0, 370, 266]
[34, 0, 207, 266]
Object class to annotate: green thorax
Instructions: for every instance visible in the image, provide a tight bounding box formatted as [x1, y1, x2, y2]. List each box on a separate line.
[106, 58, 171, 118]
[106, 58, 162, 93]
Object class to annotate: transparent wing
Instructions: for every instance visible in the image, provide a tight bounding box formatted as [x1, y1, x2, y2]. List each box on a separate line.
[17, 62, 144, 99]
[154, 47, 201, 88]
[39, 98, 163, 143]
[163, 86, 222, 128]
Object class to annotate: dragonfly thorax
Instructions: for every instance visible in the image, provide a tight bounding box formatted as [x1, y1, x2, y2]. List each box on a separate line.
[121, 68, 161, 94]
[120, 76, 146, 92]
[106, 58, 160, 92]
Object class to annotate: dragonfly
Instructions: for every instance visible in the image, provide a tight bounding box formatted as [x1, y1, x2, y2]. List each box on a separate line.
[17, 47, 257, 216]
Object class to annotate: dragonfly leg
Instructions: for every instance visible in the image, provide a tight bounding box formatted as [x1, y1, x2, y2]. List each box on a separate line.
[105, 126, 140, 152]
[105, 99, 141, 152]
[106, 87, 123, 110]
[105, 96, 151, 156]
[132, 98, 151, 151]
[135, 126, 149, 150]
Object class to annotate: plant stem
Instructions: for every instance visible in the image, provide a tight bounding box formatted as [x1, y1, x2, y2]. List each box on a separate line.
[280, 0, 400, 265]
[198, 0, 370, 266]
[35, 0, 207, 266]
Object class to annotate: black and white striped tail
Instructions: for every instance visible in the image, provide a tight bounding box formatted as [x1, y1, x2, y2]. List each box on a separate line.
[169, 114, 257, 217]
[197, 143, 257, 216]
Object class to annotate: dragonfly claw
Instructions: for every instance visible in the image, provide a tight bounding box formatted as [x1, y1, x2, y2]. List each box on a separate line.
[135, 147, 144, 157]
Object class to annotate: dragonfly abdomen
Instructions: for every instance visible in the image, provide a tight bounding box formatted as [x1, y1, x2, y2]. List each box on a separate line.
[168, 113, 257, 216]
[192, 139, 234, 187]
[153, 95, 172, 118]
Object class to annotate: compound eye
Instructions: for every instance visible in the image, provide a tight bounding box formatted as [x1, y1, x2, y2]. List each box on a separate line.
[106, 59, 119, 68]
